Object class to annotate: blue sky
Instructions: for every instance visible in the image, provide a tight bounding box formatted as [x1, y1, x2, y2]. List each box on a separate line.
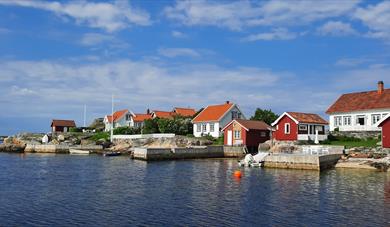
[0, 0, 390, 135]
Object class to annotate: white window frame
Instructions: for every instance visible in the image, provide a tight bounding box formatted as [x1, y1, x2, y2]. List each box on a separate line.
[197, 124, 201, 132]
[334, 116, 342, 126]
[372, 114, 381, 125]
[210, 123, 215, 132]
[284, 123, 290, 134]
[234, 130, 241, 139]
[316, 125, 323, 132]
[356, 115, 366, 126]
[343, 116, 351, 126]
[202, 124, 207, 132]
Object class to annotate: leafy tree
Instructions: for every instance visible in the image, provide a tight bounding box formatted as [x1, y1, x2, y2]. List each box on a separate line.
[250, 108, 279, 125]
[142, 118, 160, 134]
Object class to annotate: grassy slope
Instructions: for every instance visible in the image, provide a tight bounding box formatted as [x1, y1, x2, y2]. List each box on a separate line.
[323, 139, 380, 148]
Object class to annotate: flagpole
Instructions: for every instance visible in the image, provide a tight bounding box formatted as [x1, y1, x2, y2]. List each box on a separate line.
[110, 94, 114, 143]
[83, 104, 87, 128]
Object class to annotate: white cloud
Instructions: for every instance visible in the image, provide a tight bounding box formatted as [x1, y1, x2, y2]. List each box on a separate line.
[335, 57, 370, 67]
[171, 30, 187, 38]
[158, 48, 200, 58]
[164, 0, 360, 30]
[0, 27, 10, 34]
[0, 0, 151, 32]
[317, 21, 357, 36]
[243, 28, 297, 41]
[80, 33, 114, 46]
[354, 1, 390, 41]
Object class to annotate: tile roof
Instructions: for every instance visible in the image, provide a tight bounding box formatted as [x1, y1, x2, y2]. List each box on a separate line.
[174, 107, 196, 117]
[287, 112, 328, 125]
[106, 109, 128, 123]
[51, 119, 76, 127]
[133, 114, 152, 122]
[235, 119, 270, 131]
[326, 89, 390, 114]
[153, 111, 174, 119]
[193, 103, 234, 123]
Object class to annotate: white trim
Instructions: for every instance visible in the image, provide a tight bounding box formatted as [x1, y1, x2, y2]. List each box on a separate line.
[376, 113, 390, 127]
[221, 119, 249, 132]
[284, 123, 291, 134]
[271, 112, 299, 126]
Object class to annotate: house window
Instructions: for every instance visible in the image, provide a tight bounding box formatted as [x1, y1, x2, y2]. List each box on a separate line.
[126, 114, 131, 121]
[334, 116, 342, 126]
[372, 114, 381, 125]
[316, 126, 323, 132]
[261, 132, 266, 137]
[356, 115, 365, 125]
[197, 124, 201, 132]
[343, 116, 351, 126]
[202, 124, 207, 132]
[232, 111, 240, 120]
[284, 123, 290, 134]
[210, 123, 215, 132]
[299, 125, 307, 130]
[234, 130, 241, 139]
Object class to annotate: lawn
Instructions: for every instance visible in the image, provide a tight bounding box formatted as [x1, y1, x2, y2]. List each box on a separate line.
[322, 138, 380, 148]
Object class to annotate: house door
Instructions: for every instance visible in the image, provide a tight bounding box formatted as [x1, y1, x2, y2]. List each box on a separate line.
[227, 130, 232, 146]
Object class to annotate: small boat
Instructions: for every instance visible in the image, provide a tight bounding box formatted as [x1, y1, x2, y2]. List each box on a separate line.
[238, 152, 269, 167]
[103, 151, 121, 157]
[69, 149, 90, 155]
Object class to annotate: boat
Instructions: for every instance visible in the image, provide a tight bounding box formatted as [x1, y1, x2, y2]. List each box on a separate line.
[238, 152, 269, 167]
[69, 149, 90, 155]
[103, 151, 121, 157]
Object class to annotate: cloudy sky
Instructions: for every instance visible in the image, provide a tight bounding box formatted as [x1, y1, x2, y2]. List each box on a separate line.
[0, 0, 390, 135]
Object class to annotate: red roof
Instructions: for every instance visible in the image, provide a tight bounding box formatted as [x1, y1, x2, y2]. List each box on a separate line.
[106, 109, 128, 123]
[193, 103, 234, 123]
[153, 111, 174, 119]
[223, 119, 270, 131]
[51, 119, 76, 127]
[133, 114, 152, 122]
[326, 89, 390, 114]
[287, 112, 328, 125]
[174, 107, 196, 117]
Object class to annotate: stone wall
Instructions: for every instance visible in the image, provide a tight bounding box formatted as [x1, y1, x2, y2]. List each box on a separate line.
[24, 144, 103, 153]
[223, 146, 246, 158]
[263, 154, 342, 171]
[330, 131, 381, 139]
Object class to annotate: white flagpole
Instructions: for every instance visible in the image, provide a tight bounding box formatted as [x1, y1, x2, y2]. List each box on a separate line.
[83, 104, 87, 127]
[110, 94, 114, 143]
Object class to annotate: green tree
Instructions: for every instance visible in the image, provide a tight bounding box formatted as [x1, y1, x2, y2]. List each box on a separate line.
[113, 126, 141, 135]
[142, 118, 160, 134]
[250, 108, 279, 125]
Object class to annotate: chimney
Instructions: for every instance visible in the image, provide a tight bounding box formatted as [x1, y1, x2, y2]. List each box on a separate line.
[378, 81, 384, 95]
[226, 101, 230, 104]
[147, 109, 150, 114]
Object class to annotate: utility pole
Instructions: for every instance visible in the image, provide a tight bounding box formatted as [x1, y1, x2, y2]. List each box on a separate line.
[110, 94, 114, 143]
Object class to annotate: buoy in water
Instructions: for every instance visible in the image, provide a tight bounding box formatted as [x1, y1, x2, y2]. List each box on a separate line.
[234, 170, 242, 178]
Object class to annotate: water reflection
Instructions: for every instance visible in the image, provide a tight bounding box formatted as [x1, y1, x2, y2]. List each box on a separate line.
[0, 154, 389, 226]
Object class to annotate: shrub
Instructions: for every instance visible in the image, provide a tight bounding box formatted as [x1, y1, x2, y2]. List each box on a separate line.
[113, 126, 141, 135]
[90, 132, 110, 141]
[69, 127, 82, 133]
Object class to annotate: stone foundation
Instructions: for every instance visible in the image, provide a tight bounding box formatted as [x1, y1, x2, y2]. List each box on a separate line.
[330, 131, 381, 139]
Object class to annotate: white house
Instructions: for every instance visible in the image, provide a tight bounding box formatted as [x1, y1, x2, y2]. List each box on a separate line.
[192, 101, 245, 138]
[326, 81, 390, 132]
[103, 109, 134, 131]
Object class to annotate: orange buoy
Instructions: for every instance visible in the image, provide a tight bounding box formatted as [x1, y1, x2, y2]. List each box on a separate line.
[234, 170, 242, 178]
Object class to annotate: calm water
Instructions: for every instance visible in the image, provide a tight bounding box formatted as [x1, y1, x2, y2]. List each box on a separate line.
[0, 153, 389, 226]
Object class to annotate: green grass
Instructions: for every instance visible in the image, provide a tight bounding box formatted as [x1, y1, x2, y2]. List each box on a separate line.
[90, 132, 110, 141]
[321, 138, 380, 148]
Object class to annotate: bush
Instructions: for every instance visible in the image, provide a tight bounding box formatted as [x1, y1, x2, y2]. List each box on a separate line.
[142, 116, 193, 135]
[69, 127, 82, 133]
[90, 132, 110, 141]
[143, 118, 160, 134]
[113, 126, 141, 135]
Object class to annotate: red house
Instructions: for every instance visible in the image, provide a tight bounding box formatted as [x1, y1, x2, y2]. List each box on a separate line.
[222, 119, 270, 152]
[51, 119, 76, 133]
[377, 114, 390, 148]
[271, 112, 328, 142]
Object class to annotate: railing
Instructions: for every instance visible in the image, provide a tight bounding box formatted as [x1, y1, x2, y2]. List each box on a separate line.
[112, 133, 175, 140]
[302, 146, 330, 155]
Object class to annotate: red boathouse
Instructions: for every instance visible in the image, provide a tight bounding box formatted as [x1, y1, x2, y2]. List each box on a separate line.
[222, 119, 270, 152]
[377, 114, 390, 148]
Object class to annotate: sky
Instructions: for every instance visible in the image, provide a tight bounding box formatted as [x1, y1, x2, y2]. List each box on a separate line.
[0, 0, 390, 135]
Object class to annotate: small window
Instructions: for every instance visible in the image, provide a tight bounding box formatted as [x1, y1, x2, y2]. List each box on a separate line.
[343, 116, 351, 126]
[234, 130, 241, 139]
[299, 125, 307, 130]
[316, 126, 323, 132]
[202, 124, 207, 132]
[210, 123, 215, 132]
[372, 114, 381, 125]
[261, 131, 266, 137]
[284, 123, 290, 134]
[197, 124, 201, 132]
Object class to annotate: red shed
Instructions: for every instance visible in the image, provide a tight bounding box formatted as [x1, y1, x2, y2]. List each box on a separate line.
[271, 112, 328, 142]
[222, 119, 270, 152]
[51, 119, 76, 133]
[377, 114, 390, 148]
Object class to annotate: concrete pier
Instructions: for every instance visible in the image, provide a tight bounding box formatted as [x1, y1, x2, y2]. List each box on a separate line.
[132, 146, 245, 161]
[263, 153, 342, 171]
[24, 144, 103, 153]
